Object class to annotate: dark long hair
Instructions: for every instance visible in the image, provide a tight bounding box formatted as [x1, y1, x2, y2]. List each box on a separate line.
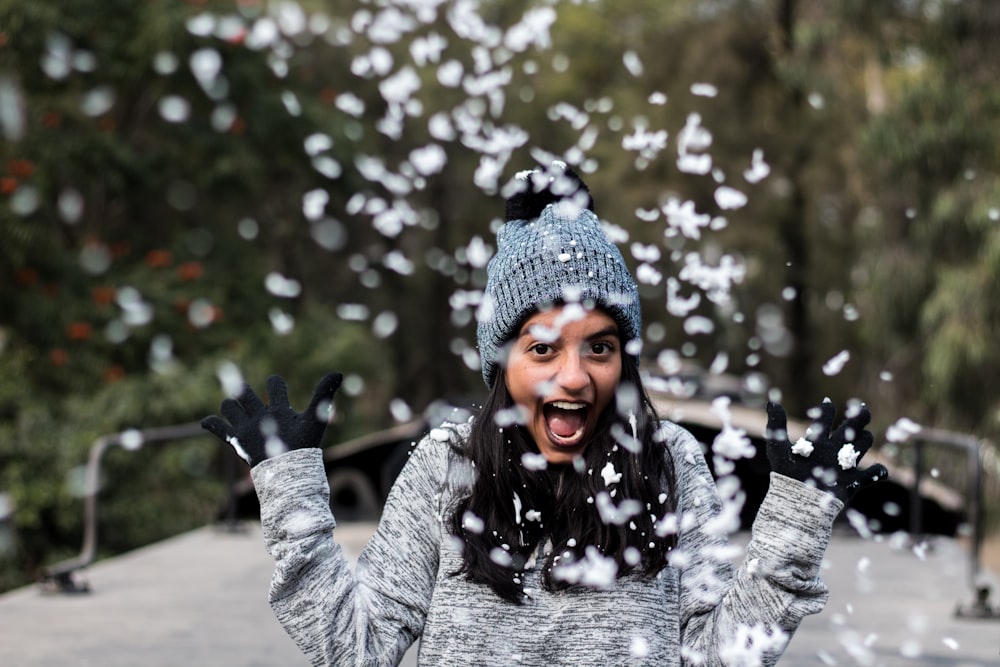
[447, 352, 678, 603]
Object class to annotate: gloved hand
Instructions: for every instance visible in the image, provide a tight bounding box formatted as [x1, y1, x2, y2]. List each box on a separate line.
[765, 398, 888, 503]
[201, 373, 343, 467]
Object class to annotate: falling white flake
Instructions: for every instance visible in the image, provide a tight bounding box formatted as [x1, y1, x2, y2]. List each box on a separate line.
[80, 86, 115, 117]
[714, 186, 747, 210]
[335, 92, 366, 117]
[677, 153, 712, 175]
[600, 461, 622, 486]
[595, 492, 642, 525]
[684, 316, 714, 335]
[677, 252, 745, 304]
[158, 95, 190, 123]
[265, 272, 302, 298]
[886, 417, 921, 443]
[269, 308, 294, 335]
[791, 438, 814, 457]
[429, 427, 452, 442]
[677, 113, 712, 153]
[304, 133, 333, 156]
[837, 444, 860, 470]
[503, 7, 557, 52]
[630, 243, 661, 262]
[436, 59, 464, 87]
[521, 452, 548, 471]
[409, 144, 448, 175]
[662, 198, 711, 240]
[635, 263, 662, 286]
[666, 278, 701, 317]
[822, 350, 851, 376]
[623, 50, 644, 77]
[551, 545, 618, 588]
[629, 636, 650, 658]
[743, 149, 771, 183]
[622, 126, 668, 160]
[710, 397, 755, 461]
[690, 82, 718, 97]
[379, 66, 421, 105]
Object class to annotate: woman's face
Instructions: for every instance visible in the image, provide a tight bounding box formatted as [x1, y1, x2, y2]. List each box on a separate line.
[504, 305, 623, 464]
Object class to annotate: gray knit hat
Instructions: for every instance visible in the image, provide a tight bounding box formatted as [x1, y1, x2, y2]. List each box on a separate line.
[476, 162, 641, 387]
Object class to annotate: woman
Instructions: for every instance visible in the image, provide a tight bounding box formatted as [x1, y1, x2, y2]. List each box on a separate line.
[202, 163, 886, 666]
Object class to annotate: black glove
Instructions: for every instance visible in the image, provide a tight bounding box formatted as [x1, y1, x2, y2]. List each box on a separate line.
[201, 373, 343, 467]
[765, 399, 888, 503]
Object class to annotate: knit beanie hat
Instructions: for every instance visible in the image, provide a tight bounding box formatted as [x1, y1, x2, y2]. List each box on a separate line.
[477, 162, 642, 387]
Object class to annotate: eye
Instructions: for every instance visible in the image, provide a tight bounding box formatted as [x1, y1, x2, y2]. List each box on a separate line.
[529, 343, 552, 356]
[591, 341, 616, 355]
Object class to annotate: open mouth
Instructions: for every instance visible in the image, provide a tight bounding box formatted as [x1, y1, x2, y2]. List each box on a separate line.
[543, 400, 589, 446]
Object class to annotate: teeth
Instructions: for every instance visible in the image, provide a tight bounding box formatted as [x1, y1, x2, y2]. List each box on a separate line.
[550, 401, 585, 410]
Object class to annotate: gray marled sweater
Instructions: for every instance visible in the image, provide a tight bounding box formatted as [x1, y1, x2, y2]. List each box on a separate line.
[250, 420, 842, 666]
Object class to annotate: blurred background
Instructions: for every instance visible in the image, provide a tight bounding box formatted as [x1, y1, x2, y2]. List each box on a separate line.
[1, 0, 998, 595]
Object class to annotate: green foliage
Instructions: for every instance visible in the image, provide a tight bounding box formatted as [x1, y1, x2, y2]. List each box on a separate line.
[2, 0, 999, 591]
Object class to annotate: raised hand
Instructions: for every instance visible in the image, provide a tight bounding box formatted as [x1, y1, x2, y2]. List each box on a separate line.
[201, 372, 343, 467]
[765, 398, 888, 503]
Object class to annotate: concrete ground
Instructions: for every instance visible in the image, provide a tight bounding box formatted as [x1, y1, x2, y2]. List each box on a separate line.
[1, 522, 997, 666]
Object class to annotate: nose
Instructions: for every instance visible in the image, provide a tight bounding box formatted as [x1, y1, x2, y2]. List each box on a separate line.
[554, 350, 589, 394]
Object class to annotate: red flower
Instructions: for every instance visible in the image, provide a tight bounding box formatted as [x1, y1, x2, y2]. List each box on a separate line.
[111, 241, 131, 258]
[7, 159, 34, 178]
[145, 249, 172, 268]
[66, 322, 93, 340]
[91, 286, 116, 305]
[13, 268, 38, 286]
[103, 365, 125, 383]
[177, 261, 204, 281]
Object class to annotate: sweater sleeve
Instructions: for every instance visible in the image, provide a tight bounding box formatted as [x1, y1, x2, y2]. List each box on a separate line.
[250, 435, 448, 667]
[668, 426, 842, 666]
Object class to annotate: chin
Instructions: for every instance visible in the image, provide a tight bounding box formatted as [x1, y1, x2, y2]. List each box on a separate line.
[540, 441, 587, 465]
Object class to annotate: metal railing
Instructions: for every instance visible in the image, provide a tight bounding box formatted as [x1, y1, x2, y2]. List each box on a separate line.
[40, 423, 240, 594]
[903, 428, 998, 619]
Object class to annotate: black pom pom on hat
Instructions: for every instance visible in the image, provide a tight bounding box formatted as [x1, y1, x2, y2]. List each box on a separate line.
[504, 160, 595, 222]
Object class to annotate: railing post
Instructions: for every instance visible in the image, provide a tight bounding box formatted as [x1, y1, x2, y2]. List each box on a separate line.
[955, 436, 997, 619]
[40, 422, 225, 594]
[909, 440, 924, 539]
[898, 429, 997, 619]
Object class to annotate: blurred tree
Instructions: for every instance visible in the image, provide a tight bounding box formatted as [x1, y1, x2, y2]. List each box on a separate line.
[0, 0, 382, 589]
[856, 0, 1000, 439]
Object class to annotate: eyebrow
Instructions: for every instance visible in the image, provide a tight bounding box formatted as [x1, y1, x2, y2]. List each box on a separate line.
[587, 326, 619, 340]
[517, 324, 620, 340]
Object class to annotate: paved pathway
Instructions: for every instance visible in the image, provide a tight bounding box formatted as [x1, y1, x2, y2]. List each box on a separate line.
[782, 530, 999, 666]
[1, 523, 996, 666]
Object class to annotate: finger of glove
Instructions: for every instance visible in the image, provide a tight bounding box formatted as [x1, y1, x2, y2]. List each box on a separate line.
[236, 382, 266, 416]
[856, 462, 889, 488]
[833, 404, 871, 446]
[266, 375, 290, 410]
[765, 402, 788, 442]
[220, 398, 249, 427]
[305, 372, 343, 422]
[850, 428, 875, 459]
[200, 415, 236, 443]
[808, 400, 837, 442]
